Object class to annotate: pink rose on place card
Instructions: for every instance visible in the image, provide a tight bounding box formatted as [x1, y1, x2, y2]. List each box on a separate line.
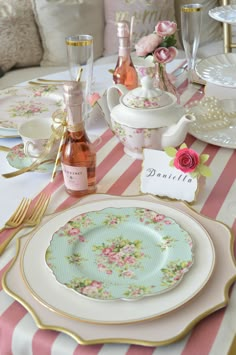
[173, 147, 199, 173]
[165, 143, 212, 179]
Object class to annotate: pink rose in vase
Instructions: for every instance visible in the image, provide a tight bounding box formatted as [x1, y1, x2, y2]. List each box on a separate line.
[155, 21, 177, 37]
[153, 46, 178, 64]
[135, 33, 162, 57]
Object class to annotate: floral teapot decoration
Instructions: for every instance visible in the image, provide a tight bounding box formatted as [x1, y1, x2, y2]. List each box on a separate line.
[106, 76, 195, 160]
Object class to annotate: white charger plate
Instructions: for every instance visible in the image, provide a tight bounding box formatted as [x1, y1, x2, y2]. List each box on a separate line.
[21, 195, 215, 324]
[196, 53, 236, 88]
[0, 85, 63, 131]
[209, 5, 236, 24]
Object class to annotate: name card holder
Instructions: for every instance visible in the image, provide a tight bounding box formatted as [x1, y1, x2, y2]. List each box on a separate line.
[140, 146, 211, 203]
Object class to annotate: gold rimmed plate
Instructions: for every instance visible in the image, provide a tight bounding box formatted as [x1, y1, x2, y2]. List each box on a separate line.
[20, 195, 214, 324]
[2, 194, 236, 346]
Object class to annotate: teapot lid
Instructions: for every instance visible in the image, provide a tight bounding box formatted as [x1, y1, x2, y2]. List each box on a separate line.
[121, 76, 174, 109]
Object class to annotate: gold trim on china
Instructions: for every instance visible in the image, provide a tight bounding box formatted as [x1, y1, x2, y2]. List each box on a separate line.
[2, 228, 236, 347]
[181, 6, 202, 12]
[0, 134, 20, 139]
[66, 39, 93, 47]
[2, 193, 236, 346]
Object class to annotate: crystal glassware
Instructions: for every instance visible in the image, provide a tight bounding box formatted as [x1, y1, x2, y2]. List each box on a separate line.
[181, 4, 203, 84]
[65, 34, 94, 119]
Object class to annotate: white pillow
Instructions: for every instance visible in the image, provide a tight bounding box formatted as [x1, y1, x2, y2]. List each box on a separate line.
[0, 0, 43, 74]
[103, 0, 180, 57]
[31, 0, 104, 67]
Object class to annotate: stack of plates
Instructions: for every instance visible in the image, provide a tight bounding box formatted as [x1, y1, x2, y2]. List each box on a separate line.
[3, 194, 236, 346]
[189, 53, 236, 149]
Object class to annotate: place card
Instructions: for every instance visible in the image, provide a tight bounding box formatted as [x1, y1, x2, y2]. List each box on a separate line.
[140, 144, 212, 203]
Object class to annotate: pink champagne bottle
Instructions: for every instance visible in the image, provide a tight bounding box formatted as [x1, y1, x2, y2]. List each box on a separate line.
[61, 81, 96, 197]
[113, 20, 138, 90]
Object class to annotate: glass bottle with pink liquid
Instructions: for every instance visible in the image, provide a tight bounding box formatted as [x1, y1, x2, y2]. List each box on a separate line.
[61, 81, 96, 197]
[113, 20, 138, 90]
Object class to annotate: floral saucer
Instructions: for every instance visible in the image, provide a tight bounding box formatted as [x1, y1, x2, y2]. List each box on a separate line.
[6, 144, 56, 173]
[45, 206, 194, 301]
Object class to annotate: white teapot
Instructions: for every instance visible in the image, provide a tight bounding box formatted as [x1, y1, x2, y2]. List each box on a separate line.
[106, 76, 195, 159]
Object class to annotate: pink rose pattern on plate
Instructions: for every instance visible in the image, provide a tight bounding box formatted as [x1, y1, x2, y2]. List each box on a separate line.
[0, 85, 63, 129]
[6, 143, 56, 173]
[46, 207, 193, 300]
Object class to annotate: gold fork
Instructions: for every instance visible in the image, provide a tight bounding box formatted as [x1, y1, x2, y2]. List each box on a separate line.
[0, 198, 32, 232]
[0, 193, 50, 255]
[2, 158, 55, 178]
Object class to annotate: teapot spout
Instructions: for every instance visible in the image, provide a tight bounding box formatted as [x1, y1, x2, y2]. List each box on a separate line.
[161, 113, 195, 148]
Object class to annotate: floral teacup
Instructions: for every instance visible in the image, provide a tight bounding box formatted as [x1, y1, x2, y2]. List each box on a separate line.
[18, 117, 59, 161]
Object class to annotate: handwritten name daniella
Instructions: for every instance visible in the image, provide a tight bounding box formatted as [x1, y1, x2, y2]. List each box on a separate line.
[146, 168, 193, 183]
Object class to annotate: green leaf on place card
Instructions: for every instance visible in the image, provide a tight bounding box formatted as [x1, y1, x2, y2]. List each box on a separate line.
[200, 154, 209, 164]
[179, 143, 187, 149]
[164, 147, 177, 157]
[190, 171, 199, 179]
[198, 165, 212, 177]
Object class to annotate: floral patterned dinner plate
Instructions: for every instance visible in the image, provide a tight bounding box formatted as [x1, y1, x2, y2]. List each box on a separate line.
[45, 206, 194, 301]
[0, 85, 63, 131]
[21, 195, 215, 324]
[6, 144, 56, 173]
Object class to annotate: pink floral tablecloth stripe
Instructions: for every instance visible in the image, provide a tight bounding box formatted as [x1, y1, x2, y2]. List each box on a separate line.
[1, 68, 236, 355]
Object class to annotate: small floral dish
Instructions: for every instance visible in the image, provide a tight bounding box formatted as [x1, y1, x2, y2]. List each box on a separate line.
[45, 206, 194, 301]
[0, 85, 63, 131]
[6, 144, 56, 173]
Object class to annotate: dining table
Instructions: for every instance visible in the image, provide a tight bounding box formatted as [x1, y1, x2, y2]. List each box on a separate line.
[0, 58, 236, 355]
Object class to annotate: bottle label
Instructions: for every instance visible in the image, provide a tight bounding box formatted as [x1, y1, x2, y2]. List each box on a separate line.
[61, 163, 88, 191]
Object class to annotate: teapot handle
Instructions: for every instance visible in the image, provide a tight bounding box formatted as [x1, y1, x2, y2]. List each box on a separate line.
[107, 84, 128, 112]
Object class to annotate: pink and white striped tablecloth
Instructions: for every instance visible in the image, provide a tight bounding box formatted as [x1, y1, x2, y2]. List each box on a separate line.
[0, 63, 236, 355]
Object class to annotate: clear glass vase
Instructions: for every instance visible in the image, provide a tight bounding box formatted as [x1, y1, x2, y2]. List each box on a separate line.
[155, 63, 178, 99]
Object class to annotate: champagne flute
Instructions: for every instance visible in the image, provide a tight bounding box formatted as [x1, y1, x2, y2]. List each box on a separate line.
[65, 34, 94, 119]
[181, 4, 203, 85]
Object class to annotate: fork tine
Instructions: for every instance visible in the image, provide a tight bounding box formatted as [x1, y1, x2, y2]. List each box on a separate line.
[27, 194, 50, 222]
[12, 198, 31, 224]
[0, 194, 50, 255]
[35, 195, 50, 221]
[0, 197, 31, 232]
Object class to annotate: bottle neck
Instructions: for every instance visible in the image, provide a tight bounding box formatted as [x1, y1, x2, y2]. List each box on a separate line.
[118, 37, 131, 57]
[66, 104, 84, 133]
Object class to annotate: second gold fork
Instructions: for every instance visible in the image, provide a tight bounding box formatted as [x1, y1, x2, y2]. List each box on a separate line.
[0, 193, 50, 255]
